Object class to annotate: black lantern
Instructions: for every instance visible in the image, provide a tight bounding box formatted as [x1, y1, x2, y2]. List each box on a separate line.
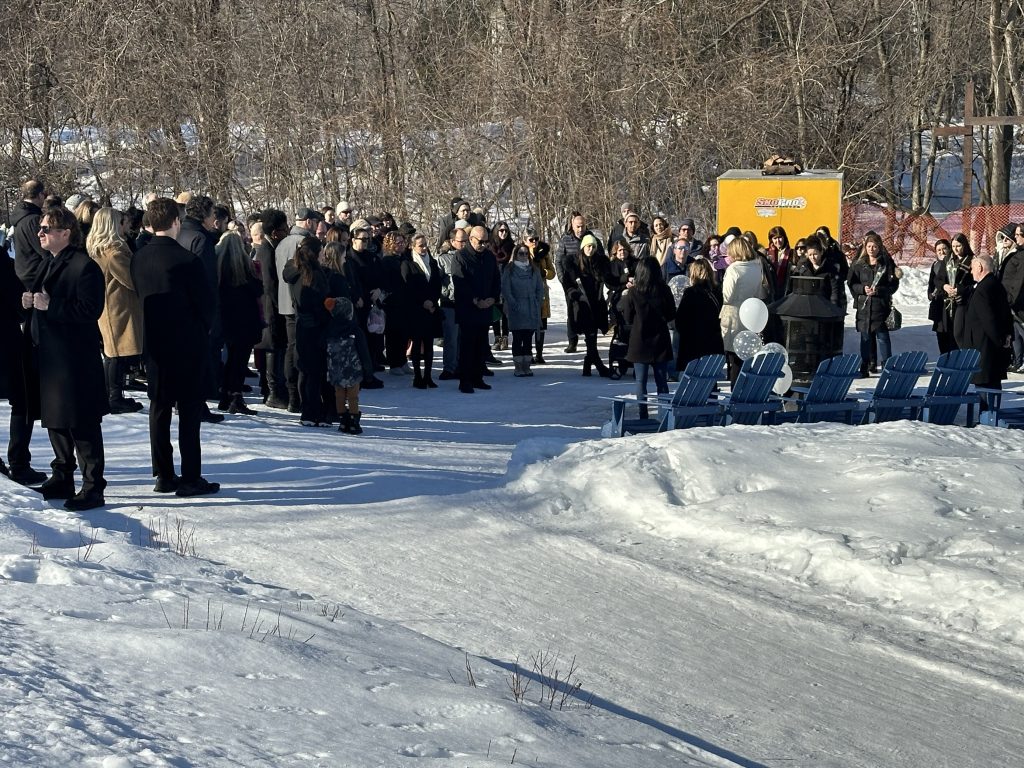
[769, 276, 845, 386]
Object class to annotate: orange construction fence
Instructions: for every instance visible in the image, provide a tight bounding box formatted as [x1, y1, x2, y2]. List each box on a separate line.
[841, 202, 1021, 267]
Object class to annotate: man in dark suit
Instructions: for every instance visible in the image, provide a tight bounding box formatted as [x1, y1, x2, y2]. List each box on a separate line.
[957, 254, 1013, 408]
[131, 198, 220, 497]
[21, 206, 108, 510]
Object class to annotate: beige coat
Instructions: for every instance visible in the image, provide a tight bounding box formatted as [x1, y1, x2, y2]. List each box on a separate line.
[719, 259, 769, 352]
[94, 242, 142, 357]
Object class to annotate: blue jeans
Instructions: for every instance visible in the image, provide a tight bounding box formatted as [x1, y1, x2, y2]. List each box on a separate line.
[860, 329, 891, 368]
[635, 361, 669, 418]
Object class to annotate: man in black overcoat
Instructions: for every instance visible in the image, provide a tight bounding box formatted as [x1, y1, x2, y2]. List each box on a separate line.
[3, 179, 49, 486]
[21, 206, 108, 510]
[131, 198, 220, 497]
[176, 194, 224, 419]
[956, 254, 1013, 406]
[254, 208, 290, 408]
[452, 225, 499, 394]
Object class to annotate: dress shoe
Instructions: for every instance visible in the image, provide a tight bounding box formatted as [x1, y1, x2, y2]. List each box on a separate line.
[176, 478, 220, 497]
[425, 377, 438, 389]
[228, 394, 258, 415]
[481, 368, 495, 377]
[39, 478, 75, 500]
[459, 384, 475, 394]
[564, 343, 577, 353]
[485, 356, 503, 366]
[7, 466, 48, 486]
[472, 379, 493, 390]
[64, 491, 105, 511]
[439, 371, 457, 381]
[362, 377, 385, 389]
[201, 409, 225, 423]
[109, 397, 144, 414]
[154, 475, 179, 493]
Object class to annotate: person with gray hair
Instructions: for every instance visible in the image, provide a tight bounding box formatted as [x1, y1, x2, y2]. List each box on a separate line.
[956, 252, 1013, 406]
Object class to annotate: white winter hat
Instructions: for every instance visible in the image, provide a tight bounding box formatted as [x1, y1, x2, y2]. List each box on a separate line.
[336, 201, 352, 214]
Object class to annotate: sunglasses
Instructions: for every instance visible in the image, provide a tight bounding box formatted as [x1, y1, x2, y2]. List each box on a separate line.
[37, 225, 65, 234]
[339, 210, 351, 214]
[353, 235, 369, 241]
[527, 238, 537, 243]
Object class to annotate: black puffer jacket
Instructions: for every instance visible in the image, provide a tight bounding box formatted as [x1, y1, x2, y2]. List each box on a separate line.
[848, 256, 900, 333]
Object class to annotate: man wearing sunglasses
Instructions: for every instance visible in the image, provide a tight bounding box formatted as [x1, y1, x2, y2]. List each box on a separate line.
[22, 207, 108, 510]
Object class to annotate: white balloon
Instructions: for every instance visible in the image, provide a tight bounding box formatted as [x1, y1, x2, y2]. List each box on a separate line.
[734, 330, 764, 360]
[773, 364, 794, 395]
[739, 297, 769, 333]
[759, 342, 789, 362]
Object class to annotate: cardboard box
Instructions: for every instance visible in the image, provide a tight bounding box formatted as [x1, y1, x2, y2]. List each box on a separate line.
[716, 170, 843, 244]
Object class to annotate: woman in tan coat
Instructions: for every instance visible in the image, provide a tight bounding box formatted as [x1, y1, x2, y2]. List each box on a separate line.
[86, 207, 144, 413]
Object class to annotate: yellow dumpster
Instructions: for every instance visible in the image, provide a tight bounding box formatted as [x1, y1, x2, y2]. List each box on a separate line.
[716, 169, 843, 244]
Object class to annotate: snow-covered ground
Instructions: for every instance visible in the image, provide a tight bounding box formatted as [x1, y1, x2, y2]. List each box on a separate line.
[2, 268, 1024, 767]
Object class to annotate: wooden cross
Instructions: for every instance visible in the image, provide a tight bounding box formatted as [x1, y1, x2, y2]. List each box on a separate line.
[934, 79, 1024, 209]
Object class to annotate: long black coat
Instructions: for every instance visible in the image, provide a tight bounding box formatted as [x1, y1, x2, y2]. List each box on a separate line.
[131, 236, 214, 402]
[402, 255, 443, 339]
[0, 254, 25, 400]
[219, 274, 264, 347]
[254, 237, 286, 349]
[848, 257, 900, 333]
[675, 284, 725, 369]
[452, 246, 500, 327]
[177, 217, 220, 332]
[618, 283, 675, 364]
[956, 273, 1013, 388]
[561, 253, 609, 334]
[927, 257, 972, 333]
[23, 247, 108, 428]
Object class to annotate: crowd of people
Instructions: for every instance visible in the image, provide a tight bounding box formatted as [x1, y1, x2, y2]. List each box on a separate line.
[0, 180, 1018, 511]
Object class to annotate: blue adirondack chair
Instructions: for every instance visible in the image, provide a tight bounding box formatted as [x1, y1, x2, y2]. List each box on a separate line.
[717, 352, 785, 426]
[858, 350, 929, 424]
[607, 354, 724, 437]
[976, 387, 1024, 428]
[776, 353, 862, 424]
[919, 348, 981, 426]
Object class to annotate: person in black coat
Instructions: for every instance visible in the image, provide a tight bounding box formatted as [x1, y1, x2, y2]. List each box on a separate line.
[21, 207, 108, 510]
[927, 238, 973, 354]
[956, 254, 1013, 402]
[5, 180, 49, 486]
[452, 225, 500, 393]
[377, 231, 413, 374]
[217, 231, 264, 414]
[848, 233, 900, 377]
[793, 234, 844, 307]
[675, 259, 725, 372]
[283, 236, 344, 426]
[619, 256, 676, 418]
[254, 208, 290, 408]
[561, 234, 611, 377]
[131, 198, 219, 498]
[554, 213, 603, 353]
[404, 234, 443, 388]
[176, 195, 224, 410]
